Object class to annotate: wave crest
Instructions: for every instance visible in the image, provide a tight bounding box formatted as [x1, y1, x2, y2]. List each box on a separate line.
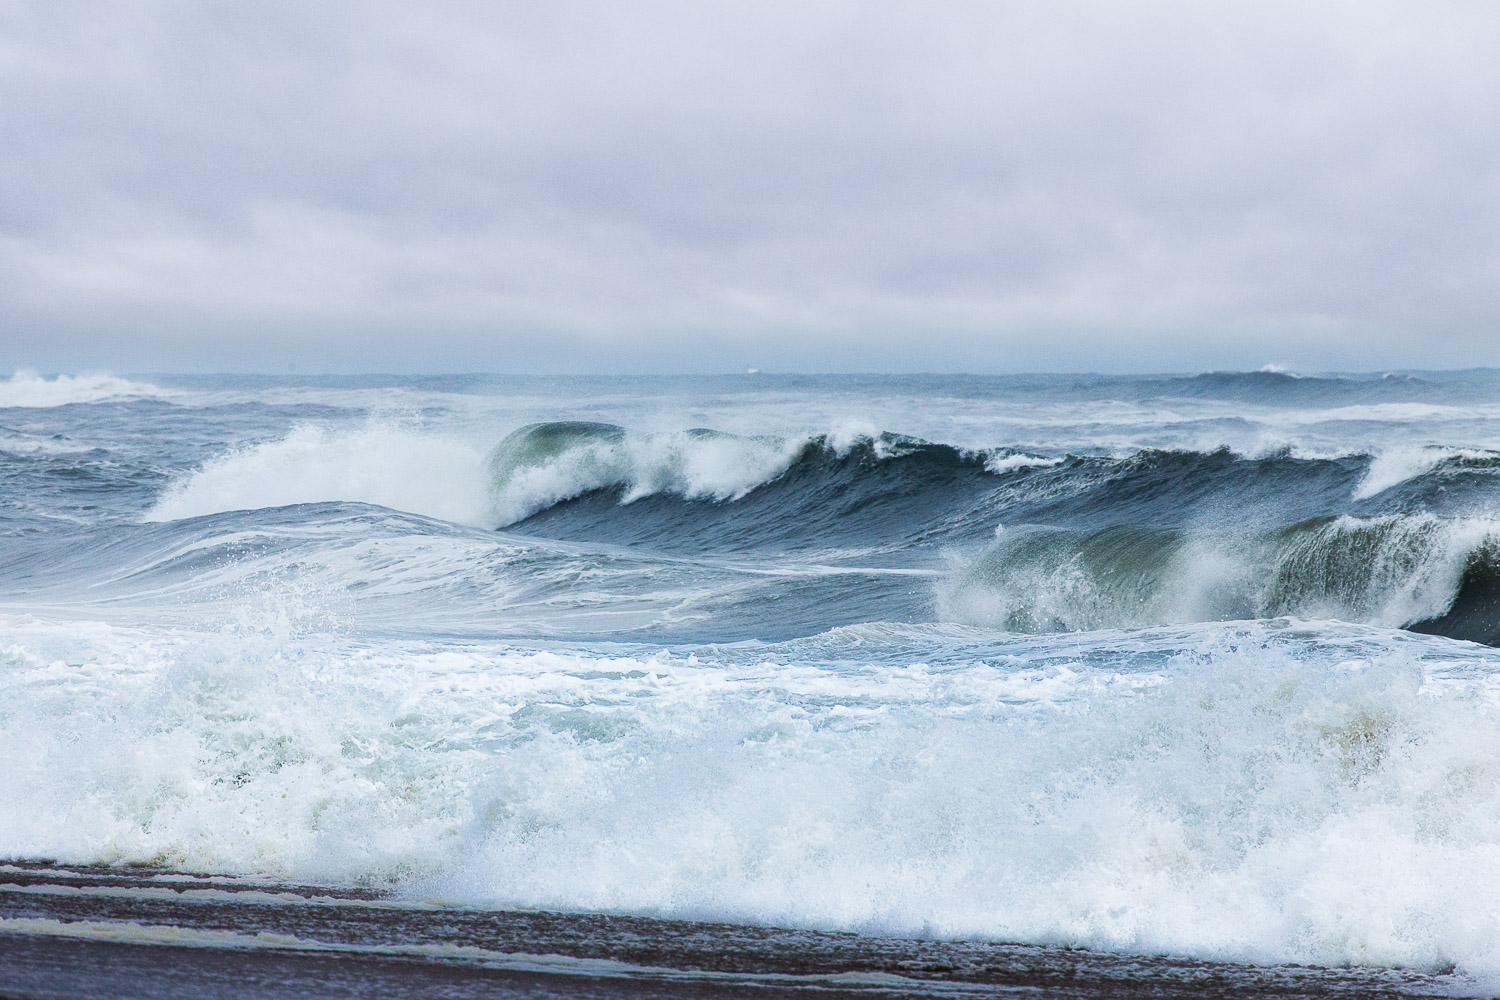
[147, 422, 491, 526]
[1354, 446, 1500, 499]
[487, 422, 813, 526]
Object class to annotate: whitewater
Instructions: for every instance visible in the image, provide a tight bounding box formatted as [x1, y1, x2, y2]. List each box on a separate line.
[8, 368, 1500, 993]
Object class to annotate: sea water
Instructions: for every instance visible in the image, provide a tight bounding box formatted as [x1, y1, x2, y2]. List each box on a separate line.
[6, 369, 1500, 986]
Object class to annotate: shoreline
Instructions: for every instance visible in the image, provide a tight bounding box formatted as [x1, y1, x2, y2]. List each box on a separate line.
[0, 862, 1477, 999]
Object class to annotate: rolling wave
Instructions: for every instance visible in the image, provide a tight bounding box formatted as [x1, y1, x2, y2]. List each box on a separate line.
[133, 419, 1500, 644]
[148, 419, 1057, 531]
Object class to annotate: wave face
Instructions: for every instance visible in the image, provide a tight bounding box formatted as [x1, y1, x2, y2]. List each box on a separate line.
[11, 371, 1500, 982]
[485, 421, 817, 526]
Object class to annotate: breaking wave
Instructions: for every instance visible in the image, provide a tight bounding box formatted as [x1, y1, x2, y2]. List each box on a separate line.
[1354, 446, 1500, 499]
[148, 420, 1058, 531]
[485, 421, 813, 525]
[140, 420, 1500, 644]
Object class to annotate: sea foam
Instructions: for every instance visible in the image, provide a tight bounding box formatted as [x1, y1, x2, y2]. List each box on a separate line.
[486, 422, 813, 526]
[5, 614, 1500, 978]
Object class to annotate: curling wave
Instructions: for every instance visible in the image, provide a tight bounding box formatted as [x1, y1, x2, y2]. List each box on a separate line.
[488, 422, 1058, 544]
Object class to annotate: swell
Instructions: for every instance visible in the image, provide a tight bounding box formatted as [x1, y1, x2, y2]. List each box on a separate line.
[0, 503, 936, 642]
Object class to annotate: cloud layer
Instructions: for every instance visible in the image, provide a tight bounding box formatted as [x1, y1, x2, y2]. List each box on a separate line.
[3, 1, 1500, 371]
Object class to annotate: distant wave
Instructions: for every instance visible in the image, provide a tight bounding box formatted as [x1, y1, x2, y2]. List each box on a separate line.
[0, 371, 166, 408]
[1155, 369, 1435, 403]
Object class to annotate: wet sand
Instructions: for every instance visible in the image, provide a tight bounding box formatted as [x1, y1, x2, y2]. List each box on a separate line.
[0, 862, 1478, 999]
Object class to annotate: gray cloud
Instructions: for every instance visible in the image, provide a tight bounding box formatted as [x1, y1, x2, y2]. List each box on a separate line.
[3, 0, 1500, 371]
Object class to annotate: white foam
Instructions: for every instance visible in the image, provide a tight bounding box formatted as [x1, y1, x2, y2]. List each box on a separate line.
[1282, 402, 1483, 424]
[0, 371, 165, 408]
[147, 421, 492, 526]
[6, 614, 1500, 976]
[1354, 446, 1495, 499]
[983, 452, 1063, 474]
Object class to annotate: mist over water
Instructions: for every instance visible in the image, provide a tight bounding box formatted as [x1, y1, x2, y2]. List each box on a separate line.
[8, 369, 1500, 982]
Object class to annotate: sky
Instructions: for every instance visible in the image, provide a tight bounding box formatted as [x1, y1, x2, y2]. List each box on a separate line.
[3, 0, 1500, 373]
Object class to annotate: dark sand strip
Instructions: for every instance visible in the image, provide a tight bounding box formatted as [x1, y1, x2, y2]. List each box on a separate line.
[0, 863, 1477, 999]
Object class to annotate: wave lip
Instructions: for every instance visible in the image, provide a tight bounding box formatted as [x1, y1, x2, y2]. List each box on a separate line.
[0, 371, 166, 408]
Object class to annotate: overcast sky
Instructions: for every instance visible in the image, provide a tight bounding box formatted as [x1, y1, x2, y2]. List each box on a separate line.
[3, 1, 1500, 373]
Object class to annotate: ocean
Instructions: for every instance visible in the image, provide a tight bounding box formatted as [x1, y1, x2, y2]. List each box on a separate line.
[4, 368, 1500, 997]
